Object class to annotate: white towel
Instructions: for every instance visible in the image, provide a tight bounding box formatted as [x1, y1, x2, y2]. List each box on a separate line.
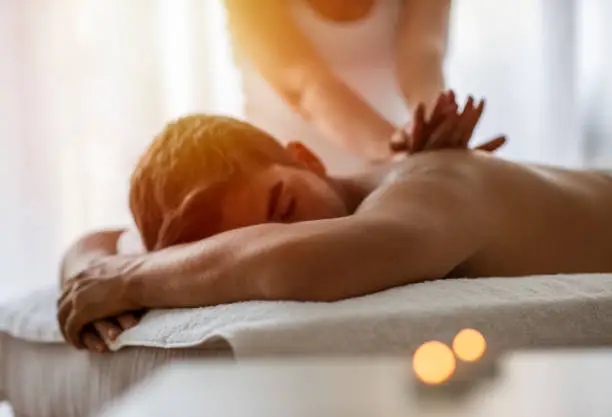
[1, 274, 612, 357]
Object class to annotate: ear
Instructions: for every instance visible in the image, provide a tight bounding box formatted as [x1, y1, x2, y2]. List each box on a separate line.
[155, 185, 221, 250]
[286, 141, 326, 176]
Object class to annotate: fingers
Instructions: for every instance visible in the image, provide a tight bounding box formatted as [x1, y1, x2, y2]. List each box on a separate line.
[474, 135, 506, 152]
[65, 309, 86, 349]
[57, 286, 72, 308]
[453, 96, 476, 146]
[423, 91, 449, 138]
[428, 92, 449, 124]
[418, 92, 456, 151]
[116, 313, 140, 330]
[426, 113, 459, 150]
[390, 101, 427, 153]
[93, 319, 123, 342]
[59, 311, 141, 353]
[57, 295, 72, 342]
[395, 91, 493, 155]
[88, 313, 140, 350]
[428, 92, 455, 125]
[409, 103, 427, 153]
[389, 129, 408, 152]
[461, 99, 485, 146]
[81, 328, 108, 353]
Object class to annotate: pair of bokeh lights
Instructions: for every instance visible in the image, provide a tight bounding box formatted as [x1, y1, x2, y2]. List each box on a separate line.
[412, 328, 487, 385]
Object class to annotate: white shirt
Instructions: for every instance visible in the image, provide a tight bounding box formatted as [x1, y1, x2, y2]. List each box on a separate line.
[238, 0, 408, 175]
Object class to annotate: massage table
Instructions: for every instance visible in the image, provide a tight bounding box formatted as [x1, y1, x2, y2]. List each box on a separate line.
[1, 274, 611, 417]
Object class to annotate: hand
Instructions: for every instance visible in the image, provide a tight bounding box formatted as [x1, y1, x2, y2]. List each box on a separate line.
[57, 256, 143, 350]
[390, 90, 506, 154]
[80, 313, 142, 353]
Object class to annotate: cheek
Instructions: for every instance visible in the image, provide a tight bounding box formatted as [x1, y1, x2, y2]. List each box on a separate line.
[217, 190, 269, 232]
[295, 188, 347, 221]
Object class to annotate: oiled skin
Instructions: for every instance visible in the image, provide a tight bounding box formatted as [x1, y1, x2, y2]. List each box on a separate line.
[369, 149, 612, 278]
[56, 148, 612, 349]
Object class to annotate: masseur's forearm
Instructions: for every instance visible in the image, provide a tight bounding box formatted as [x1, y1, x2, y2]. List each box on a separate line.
[60, 229, 124, 288]
[299, 73, 396, 162]
[126, 216, 431, 308]
[397, 50, 445, 114]
[396, 0, 449, 114]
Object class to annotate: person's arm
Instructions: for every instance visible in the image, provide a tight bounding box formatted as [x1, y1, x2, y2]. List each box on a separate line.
[129, 174, 484, 306]
[60, 229, 144, 352]
[59, 229, 125, 289]
[58, 171, 487, 346]
[226, 0, 395, 162]
[396, 0, 451, 113]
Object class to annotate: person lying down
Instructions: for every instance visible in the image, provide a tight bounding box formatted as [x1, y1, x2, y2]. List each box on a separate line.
[57, 91, 612, 352]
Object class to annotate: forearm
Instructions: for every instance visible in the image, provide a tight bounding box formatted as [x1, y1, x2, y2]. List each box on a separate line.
[125, 216, 440, 308]
[252, 219, 428, 302]
[125, 223, 290, 309]
[60, 229, 125, 288]
[397, 49, 446, 112]
[396, 0, 450, 113]
[298, 72, 396, 162]
[226, 0, 395, 163]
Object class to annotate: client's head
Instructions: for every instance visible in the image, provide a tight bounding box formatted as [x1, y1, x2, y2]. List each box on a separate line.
[130, 114, 348, 251]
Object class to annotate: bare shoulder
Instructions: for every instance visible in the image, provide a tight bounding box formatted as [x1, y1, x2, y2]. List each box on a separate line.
[361, 150, 612, 212]
[352, 151, 500, 263]
[354, 151, 612, 277]
[356, 150, 497, 217]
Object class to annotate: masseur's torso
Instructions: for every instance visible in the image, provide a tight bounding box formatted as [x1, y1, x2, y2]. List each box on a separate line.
[355, 151, 612, 277]
[238, 0, 408, 175]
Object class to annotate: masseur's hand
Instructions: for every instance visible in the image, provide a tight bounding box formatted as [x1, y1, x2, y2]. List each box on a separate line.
[57, 256, 142, 351]
[390, 90, 506, 154]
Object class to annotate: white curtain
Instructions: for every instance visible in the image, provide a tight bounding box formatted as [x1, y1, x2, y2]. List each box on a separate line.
[449, 0, 612, 167]
[0, 0, 241, 300]
[1, 0, 611, 300]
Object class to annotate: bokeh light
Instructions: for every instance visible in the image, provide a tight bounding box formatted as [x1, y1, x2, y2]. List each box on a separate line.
[412, 341, 456, 385]
[452, 328, 487, 362]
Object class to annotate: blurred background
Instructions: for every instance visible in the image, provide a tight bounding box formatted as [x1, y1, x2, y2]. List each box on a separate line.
[1, 0, 611, 300]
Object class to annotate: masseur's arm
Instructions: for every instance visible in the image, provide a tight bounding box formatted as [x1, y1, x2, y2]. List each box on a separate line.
[396, 0, 451, 113]
[226, 0, 395, 162]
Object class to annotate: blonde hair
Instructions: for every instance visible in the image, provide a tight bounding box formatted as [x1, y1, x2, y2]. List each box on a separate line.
[129, 114, 291, 251]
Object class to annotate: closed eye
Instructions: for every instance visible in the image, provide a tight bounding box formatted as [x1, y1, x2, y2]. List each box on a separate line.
[280, 197, 297, 222]
[267, 181, 284, 220]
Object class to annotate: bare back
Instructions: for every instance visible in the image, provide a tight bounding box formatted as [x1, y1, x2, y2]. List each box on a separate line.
[362, 150, 612, 278]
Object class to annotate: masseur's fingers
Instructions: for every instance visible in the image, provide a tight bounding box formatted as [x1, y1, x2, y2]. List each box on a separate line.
[81, 329, 108, 353]
[453, 96, 476, 146]
[446, 90, 456, 104]
[390, 103, 426, 153]
[461, 99, 485, 147]
[426, 113, 459, 150]
[474, 135, 507, 152]
[423, 104, 458, 149]
[389, 129, 408, 152]
[409, 103, 427, 153]
[424, 92, 449, 134]
[428, 92, 449, 124]
[93, 319, 122, 342]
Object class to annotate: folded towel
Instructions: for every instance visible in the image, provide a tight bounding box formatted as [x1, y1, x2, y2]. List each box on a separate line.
[1, 274, 612, 357]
